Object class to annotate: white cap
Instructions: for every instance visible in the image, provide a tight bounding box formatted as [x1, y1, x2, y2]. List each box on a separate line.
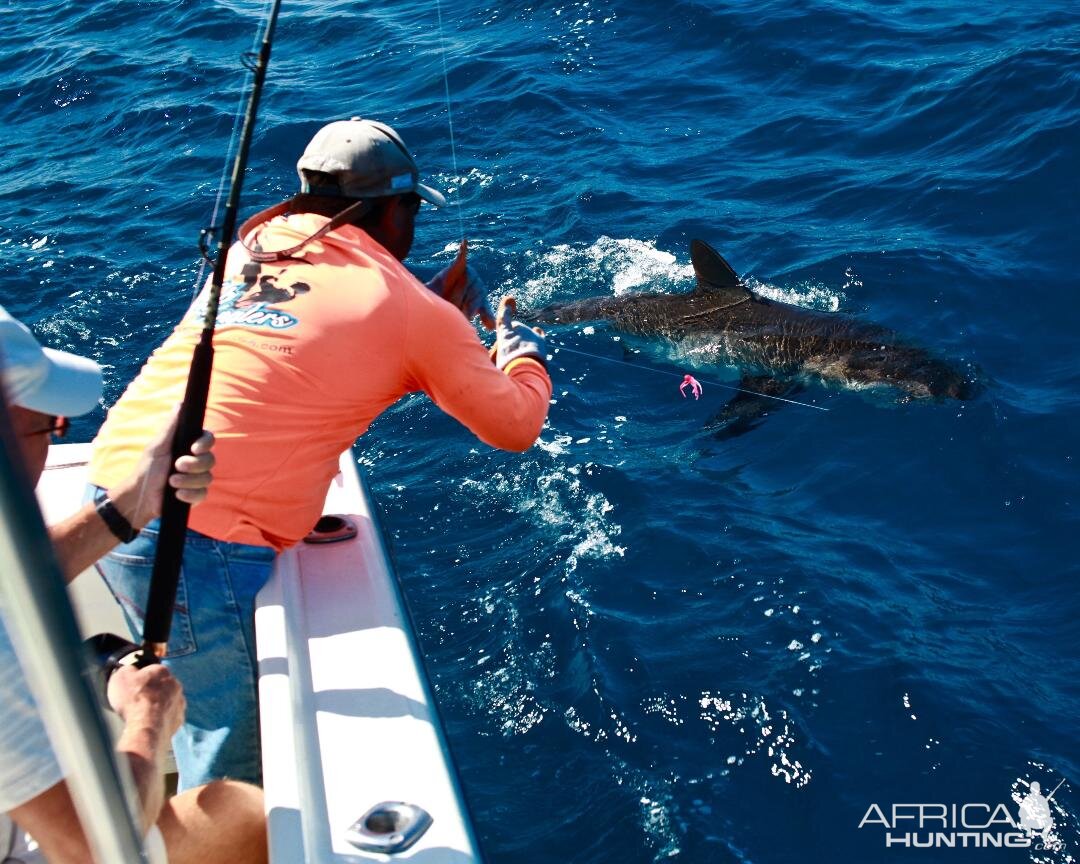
[0, 304, 102, 416]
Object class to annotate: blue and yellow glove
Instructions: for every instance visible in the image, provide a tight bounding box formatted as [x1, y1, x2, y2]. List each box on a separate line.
[425, 239, 496, 331]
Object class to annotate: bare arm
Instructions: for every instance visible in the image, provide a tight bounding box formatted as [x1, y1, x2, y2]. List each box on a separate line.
[7, 781, 94, 863]
[50, 412, 215, 582]
[6, 664, 185, 862]
[106, 663, 185, 829]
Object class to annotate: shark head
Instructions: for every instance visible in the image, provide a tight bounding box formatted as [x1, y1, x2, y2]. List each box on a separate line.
[831, 343, 980, 401]
[901, 357, 981, 400]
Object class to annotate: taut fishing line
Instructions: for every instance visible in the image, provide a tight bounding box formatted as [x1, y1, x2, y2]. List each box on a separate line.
[128, 0, 278, 540]
[429, 5, 822, 414]
[193, 0, 275, 301]
[434, 0, 466, 243]
[547, 337, 830, 411]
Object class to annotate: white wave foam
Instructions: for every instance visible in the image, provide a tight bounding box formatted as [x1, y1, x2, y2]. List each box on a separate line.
[697, 691, 813, 788]
[744, 274, 845, 312]
[639, 790, 681, 860]
[564, 710, 683, 862]
[528, 469, 626, 564]
[515, 236, 695, 309]
[440, 166, 494, 196]
[470, 647, 548, 737]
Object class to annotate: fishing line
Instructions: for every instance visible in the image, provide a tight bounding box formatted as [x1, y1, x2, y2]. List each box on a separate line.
[143, 0, 273, 532]
[143, 0, 284, 657]
[434, 0, 466, 242]
[546, 337, 830, 411]
[191, 0, 275, 303]
[429, 7, 819, 415]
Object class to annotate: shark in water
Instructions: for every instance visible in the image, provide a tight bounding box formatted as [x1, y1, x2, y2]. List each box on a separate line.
[533, 240, 977, 429]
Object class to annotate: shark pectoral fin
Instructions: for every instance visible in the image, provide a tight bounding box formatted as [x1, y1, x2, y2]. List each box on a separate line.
[707, 375, 800, 439]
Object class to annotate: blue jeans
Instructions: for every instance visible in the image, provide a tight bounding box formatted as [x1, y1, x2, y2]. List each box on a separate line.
[88, 488, 276, 790]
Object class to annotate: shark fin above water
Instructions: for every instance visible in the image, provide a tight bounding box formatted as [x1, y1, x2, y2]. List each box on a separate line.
[676, 239, 756, 325]
[691, 239, 742, 292]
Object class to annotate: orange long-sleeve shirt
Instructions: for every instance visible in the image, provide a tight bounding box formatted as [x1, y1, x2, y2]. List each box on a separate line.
[89, 212, 551, 550]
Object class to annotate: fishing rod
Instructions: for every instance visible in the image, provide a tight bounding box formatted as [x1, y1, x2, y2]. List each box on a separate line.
[142, 0, 284, 658]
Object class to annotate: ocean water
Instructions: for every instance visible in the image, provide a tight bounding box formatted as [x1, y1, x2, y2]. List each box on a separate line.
[2, 1, 1078, 861]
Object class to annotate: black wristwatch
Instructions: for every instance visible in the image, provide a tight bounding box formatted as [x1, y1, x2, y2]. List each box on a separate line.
[94, 489, 140, 544]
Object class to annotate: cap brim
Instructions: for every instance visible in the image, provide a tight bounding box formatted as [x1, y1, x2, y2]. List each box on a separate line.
[417, 182, 447, 209]
[24, 347, 103, 417]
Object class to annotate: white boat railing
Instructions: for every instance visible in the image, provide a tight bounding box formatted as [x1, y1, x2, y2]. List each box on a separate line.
[256, 452, 485, 863]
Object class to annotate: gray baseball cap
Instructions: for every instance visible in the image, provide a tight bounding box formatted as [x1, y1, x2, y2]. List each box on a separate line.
[296, 117, 447, 207]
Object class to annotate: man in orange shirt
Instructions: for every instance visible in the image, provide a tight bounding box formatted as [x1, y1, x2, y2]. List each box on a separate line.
[89, 117, 551, 789]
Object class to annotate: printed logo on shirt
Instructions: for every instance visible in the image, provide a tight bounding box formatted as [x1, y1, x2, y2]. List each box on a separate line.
[236, 274, 311, 309]
[192, 274, 311, 331]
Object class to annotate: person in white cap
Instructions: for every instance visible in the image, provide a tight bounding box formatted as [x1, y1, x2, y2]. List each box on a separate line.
[0, 305, 267, 863]
[87, 117, 551, 790]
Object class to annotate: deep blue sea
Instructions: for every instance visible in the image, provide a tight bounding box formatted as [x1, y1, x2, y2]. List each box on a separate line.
[2, 1, 1078, 861]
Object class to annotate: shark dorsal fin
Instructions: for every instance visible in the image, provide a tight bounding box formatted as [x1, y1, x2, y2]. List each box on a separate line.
[691, 239, 744, 295]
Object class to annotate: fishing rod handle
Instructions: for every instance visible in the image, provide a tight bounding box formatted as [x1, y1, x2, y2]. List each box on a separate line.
[84, 633, 161, 713]
[87, 633, 161, 676]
